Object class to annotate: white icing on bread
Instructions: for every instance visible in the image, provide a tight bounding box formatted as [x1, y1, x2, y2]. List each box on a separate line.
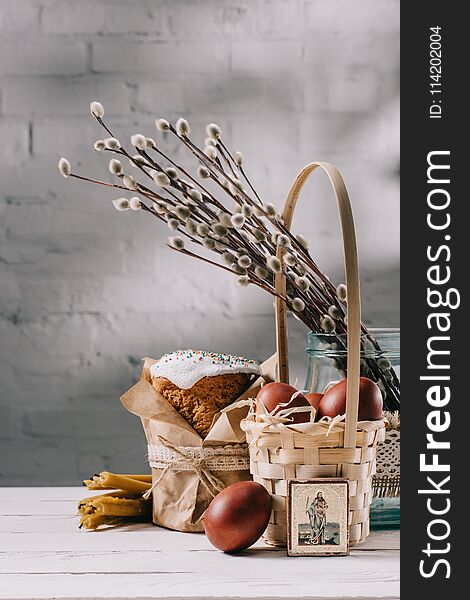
[150, 349, 261, 389]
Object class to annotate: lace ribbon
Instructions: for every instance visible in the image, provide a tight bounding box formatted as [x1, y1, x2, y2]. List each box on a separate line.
[144, 436, 249, 499]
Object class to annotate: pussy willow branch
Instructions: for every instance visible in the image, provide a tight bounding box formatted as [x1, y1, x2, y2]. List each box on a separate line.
[69, 173, 128, 191]
[62, 110, 400, 410]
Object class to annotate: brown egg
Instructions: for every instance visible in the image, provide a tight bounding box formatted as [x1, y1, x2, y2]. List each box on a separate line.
[204, 481, 272, 553]
[305, 392, 323, 410]
[317, 377, 383, 421]
[256, 382, 310, 423]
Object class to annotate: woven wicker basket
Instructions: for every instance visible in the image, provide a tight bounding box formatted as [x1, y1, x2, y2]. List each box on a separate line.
[241, 162, 385, 547]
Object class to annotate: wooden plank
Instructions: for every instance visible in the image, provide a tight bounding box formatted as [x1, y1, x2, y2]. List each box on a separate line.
[0, 515, 79, 534]
[0, 487, 88, 503]
[0, 519, 398, 552]
[0, 547, 399, 575]
[0, 500, 78, 516]
[0, 569, 399, 600]
[0, 525, 399, 552]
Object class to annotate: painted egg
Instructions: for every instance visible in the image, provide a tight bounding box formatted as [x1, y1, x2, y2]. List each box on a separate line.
[305, 392, 323, 410]
[317, 377, 383, 421]
[256, 382, 310, 423]
[204, 481, 272, 552]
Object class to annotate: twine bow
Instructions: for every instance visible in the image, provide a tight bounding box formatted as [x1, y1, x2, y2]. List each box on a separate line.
[144, 435, 225, 500]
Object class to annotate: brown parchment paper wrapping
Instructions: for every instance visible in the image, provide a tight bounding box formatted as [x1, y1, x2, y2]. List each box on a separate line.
[120, 354, 276, 532]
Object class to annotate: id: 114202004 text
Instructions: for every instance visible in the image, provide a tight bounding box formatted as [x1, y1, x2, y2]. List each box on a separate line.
[429, 26, 443, 119]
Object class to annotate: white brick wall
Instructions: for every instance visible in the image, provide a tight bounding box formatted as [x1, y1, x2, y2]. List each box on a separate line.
[0, 0, 399, 485]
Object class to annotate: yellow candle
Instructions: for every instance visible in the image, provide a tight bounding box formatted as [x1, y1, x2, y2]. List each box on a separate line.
[83, 472, 151, 492]
[78, 489, 152, 529]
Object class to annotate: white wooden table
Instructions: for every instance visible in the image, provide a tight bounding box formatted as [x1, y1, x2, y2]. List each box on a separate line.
[0, 488, 399, 600]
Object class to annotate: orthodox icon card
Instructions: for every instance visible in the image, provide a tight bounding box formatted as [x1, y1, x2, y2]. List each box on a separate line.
[287, 478, 349, 556]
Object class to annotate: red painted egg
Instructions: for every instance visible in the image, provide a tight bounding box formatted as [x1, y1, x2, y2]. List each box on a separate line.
[305, 392, 323, 410]
[204, 481, 272, 553]
[317, 377, 383, 421]
[256, 382, 310, 423]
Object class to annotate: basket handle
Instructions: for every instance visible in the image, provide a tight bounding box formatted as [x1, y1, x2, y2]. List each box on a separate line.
[274, 162, 361, 448]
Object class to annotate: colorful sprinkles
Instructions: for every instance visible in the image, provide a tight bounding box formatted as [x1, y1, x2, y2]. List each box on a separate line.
[153, 349, 258, 370]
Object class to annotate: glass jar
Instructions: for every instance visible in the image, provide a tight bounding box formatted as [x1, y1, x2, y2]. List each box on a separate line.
[304, 328, 400, 530]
